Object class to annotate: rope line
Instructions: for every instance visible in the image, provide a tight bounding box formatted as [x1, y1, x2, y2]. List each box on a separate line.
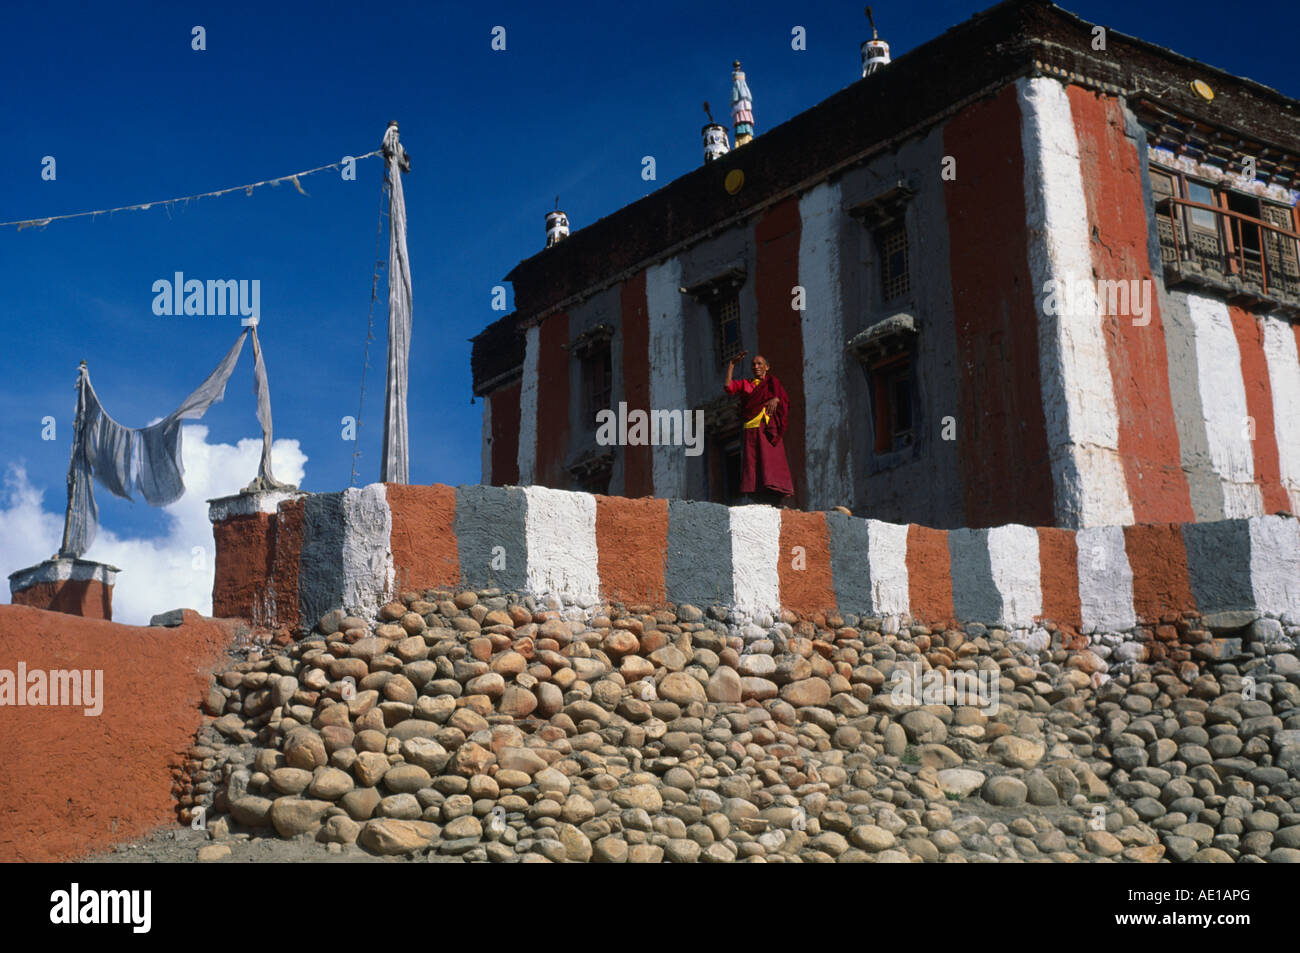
[1, 149, 383, 231]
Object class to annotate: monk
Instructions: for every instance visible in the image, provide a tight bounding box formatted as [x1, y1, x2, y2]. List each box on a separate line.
[724, 351, 795, 505]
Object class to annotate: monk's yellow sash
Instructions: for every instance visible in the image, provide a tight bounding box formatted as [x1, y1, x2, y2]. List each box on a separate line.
[743, 379, 769, 428]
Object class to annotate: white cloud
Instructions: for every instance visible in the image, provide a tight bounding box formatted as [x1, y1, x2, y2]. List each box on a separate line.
[1, 425, 306, 625]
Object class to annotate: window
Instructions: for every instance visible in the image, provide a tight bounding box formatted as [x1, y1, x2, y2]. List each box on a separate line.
[877, 223, 910, 302]
[847, 313, 918, 460]
[582, 344, 611, 421]
[872, 355, 913, 453]
[712, 295, 743, 367]
[1152, 168, 1300, 300]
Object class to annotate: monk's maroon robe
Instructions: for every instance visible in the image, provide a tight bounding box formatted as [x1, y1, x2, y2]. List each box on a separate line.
[725, 373, 795, 498]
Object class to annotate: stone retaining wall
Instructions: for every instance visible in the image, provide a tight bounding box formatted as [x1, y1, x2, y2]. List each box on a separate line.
[209, 484, 1300, 637]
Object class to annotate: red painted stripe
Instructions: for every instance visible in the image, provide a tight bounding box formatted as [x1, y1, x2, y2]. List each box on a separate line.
[755, 198, 805, 506]
[620, 270, 653, 497]
[1036, 526, 1081, 628]
[595, 495, 668, 604]
[489, 381, 521, 486]
[1123, 524, 1195, 623]
[385, 484, 459, 594]
[777, 510, 836, 617]
[211, 513, 274, 621]
[906, 524, 954, 625]
[943, 85, 1054, 527]
[1229, 306, 1290, 513]
[1068, 88, 1194, 524]
[534, 312, 571, 488]
[273, 499, 305, 633]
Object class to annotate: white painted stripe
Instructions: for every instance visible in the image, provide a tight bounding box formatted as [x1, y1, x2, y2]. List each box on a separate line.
[522, 486, 600, 606]
[1075, 525, 1136, 632]
[1186, 293, 1261, 518]
[986, 525, 1042, 627]
[647, 258, 687, 499]
[341, 484, 395, 617]
[1018, 76, 1133, 529]
[866, 519, 910, 617]
[728, 505, 782, 619]
[1249, 515, 1300, 619]
[798, 182, 852, 511]
[516, 325, 540, 485]
[9, 558, 118, 589]
[208, 490, 304, 522]
[1261, 315, 1300, 514]
[480, 392, 492, 484]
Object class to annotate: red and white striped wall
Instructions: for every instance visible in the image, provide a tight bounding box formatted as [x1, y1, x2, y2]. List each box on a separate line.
[492, 74, 1300, 532]
[210, 484, 1300, 636]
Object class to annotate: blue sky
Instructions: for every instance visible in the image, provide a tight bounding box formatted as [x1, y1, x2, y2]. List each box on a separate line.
[0, 0, 1294, 558]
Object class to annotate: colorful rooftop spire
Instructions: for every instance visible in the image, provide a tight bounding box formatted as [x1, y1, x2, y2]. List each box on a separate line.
[731, 60, 754, 147]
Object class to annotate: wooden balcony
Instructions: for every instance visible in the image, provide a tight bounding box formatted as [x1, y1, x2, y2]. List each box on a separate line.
[1155, 196, 1300, 314]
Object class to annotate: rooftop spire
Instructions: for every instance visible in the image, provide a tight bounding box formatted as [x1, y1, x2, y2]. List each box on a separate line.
[702, 100, 730, 164]
[545, 198, 569, 248]
[862, 6, 891, 76]
[731, 61, 754, 147]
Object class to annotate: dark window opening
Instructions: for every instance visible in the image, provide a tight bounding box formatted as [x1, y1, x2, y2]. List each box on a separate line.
[712, 296, 743, 367]
[877, 223, 910, 302]
[576, 468, 611, 496]
[872, 354, 913, 454]
[582, 345, 612, 421]
[723, 438, 743, 503]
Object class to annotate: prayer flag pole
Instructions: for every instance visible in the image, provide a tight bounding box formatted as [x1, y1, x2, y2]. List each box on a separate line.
[380, 121, 413, 484]
[57, 361, 90, 559]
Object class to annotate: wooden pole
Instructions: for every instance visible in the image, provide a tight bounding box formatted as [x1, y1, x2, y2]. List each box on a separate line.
[57, 362, 87, 558]
[380, 121, 413, 484]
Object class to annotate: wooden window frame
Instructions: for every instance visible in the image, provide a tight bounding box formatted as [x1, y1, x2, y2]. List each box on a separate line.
[870, 352, 913, 455]
[876, 222, 910, 303]
[711, 295, 743, 368]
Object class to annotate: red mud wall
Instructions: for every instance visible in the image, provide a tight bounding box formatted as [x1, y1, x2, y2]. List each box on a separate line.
[943, 84, 1055, 528]
[12, 579, 113, 620]
[386, 484, 459, 594]
[778, 510, 836, 617]
[755, 198, 806, 507]
[906, 524, 955, 626]
[620, 270, 653, 497]
[0, 606, 236, 862]
[595, 496, 668, 605]
[1069, 88, 1194, 525]
[489, 381, 521, 486]
[212, 513, 275, 621]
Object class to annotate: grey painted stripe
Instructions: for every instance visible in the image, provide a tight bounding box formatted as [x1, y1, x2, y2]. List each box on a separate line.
[666, 499, 734, 608]
[1184, 520, 1253, 614]
[825, 511, 873, 616]
[299, 491, 346, 631]
[453, 484, 528, 594]
[1076, 526, 1136, 632]
[948, 528, 1000, 625]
